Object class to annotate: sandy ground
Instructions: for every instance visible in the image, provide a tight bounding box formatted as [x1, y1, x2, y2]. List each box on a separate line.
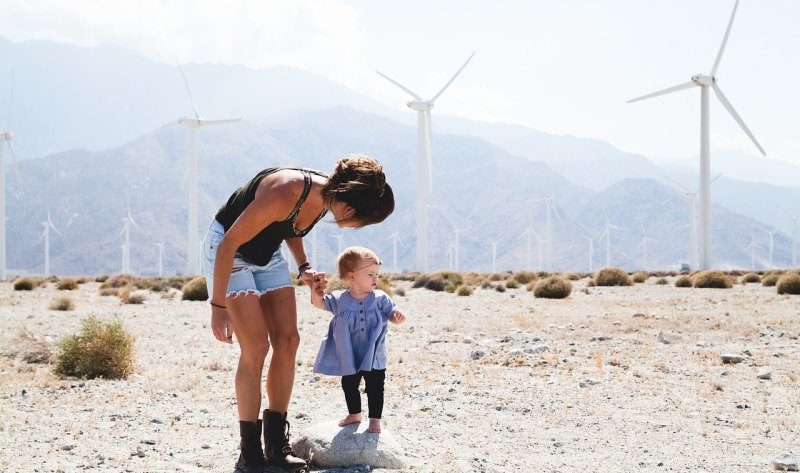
[0, 277, 798, 473]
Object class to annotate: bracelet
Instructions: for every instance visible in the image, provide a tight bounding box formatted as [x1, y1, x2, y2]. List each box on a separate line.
[209, 301, 227, 309]
[298, 262, 311, 273]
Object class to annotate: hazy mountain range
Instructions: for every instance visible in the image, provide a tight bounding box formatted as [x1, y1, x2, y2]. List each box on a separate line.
[2, 37, 798, 275]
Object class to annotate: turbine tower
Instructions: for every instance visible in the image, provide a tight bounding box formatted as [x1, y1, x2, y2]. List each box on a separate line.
[744, 232, 762, 270]
[177, 61, 241, 275]
[638, 227, 656, 271]
[757, 227, 776, 270]
[488, 237, 501, 273]
[600, 211, 625, 268]
[40, 211, 61, 277]
[628, 0, 765, 270]
[780, 208, 799, 269]
[377, 51, 476, 273]
[1, 72, 23, 280]
[581, 234, 595, 273]
[155, 241, 165, 277]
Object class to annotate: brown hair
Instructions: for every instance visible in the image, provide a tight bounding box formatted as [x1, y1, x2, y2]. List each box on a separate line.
[337, 246, 381, 279]
[321, 155, 394, 228]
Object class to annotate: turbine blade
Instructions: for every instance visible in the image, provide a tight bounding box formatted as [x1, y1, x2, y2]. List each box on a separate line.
[7, 140, 24, 195]
[6, 70, 14, 130]
[430, 50, 476, 104]
[627, 81, 696, 103]
[712, 84, 766, 156]
[663, 174, 691, 193]
[711, 172, 724, 183]
[201, 118, 241, 126]
[711, 0, 740, 77]
[376, 71, 422, 100]
[177, 59, 201, 119]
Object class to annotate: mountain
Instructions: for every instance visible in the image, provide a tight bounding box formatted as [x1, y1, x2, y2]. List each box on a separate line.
[8, 107, 793, 276]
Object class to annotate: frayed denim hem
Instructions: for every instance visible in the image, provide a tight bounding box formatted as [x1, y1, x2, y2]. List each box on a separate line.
[225, 284, 294, 299]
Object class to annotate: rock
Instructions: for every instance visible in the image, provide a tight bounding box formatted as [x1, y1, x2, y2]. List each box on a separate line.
[657, 331, 681, 344]
[590, 336, 611, 342]
[524, 345, 550, 355]
[508, 348, 525, 357]
[471, 348, 489, 360]
[462, 336, 475, 344]
[293, 420, 406, 469]
[772, 453, 798, 471]
[721, 354, 745, 364]
[579, 379, 600, 388]
[757, 369, 773, 380]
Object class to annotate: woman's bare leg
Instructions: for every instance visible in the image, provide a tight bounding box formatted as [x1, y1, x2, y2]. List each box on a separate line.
[259, 287, 300, 413]
[227, 293, 270, 421]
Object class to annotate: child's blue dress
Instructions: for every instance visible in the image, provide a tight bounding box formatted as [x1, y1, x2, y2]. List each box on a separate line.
[313, 289, 397, 376]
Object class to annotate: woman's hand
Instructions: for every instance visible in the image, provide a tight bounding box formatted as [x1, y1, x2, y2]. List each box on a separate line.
[301, 268, 327, 291]
[211, 306, 233, 344]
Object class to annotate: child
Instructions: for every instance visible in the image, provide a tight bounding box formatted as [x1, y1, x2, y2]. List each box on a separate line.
[310, 246, 406, 433]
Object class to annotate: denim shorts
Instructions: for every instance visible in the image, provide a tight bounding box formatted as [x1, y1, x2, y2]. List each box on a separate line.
[202, 220, 293, 298]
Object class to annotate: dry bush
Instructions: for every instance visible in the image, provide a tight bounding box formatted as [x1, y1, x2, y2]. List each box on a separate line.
[394, 287, 406, 297]
[693, 270, 732, 289]
[378, 275, 394, 297]
[414, 271, 462, 292]
[489, 273, 504, 282]
[181, 276, 208, 301]
[105, 274, 133, 288]
[457, 284, 473, 296]
[511, 271, 537, 284]
[11, 328, 52, 364]
[632, 271, 649, 284]
[480, 280, 493, 290]
[56, 278, 79, 291]
[125, 293, 146, 305]
[761, 273, 781, 287]
[326, 276, 348, 292]
[443, 283, 457, 293]
[655, 277, 668, 285]
[594, 267, 633, 286]
[505, 279, 520, 289]
[95, 275, 109, 283]
[741, 272, 761, 284]
[13, 278, 35, 291]
[54, 316, 134, 379]
[776, 273, 800, 295]
[49, 297, 75, 311]
[675, 275, 692, 288]
[526, 281, 536, 292]
[99, 287, 120, 297]
[533, 276, 572, 299]
[565, 272, 581, 281]
[391, 272, 418, 282]
[495, 282, 506, 293]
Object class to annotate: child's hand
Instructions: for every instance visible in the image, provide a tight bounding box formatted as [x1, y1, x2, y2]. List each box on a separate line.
[389, 310, 407, 325]
[311, 273, 327, 297]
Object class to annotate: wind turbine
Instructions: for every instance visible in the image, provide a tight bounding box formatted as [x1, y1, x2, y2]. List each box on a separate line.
[377, 51, 476, 273]
[119, 207, 144, 275]
[488, 237, 501, 273]
[177, 60, 241, 275]
[386, 232, 401, 273]
[744, 232, 762, 270]
[757, 227, 776, 270]
[638, 228, 657, 271]
[600, 210, 625, 268]
[581, 234, 595, 273]
[779, 207, 799, 269]
[663, 173, 723, 270]
[628, 0, 765, 270]
[155, 241, 165, 277]
[330, 231, 345, 257]
[40, 210, 61, 277]
[1, 71, 23, 280]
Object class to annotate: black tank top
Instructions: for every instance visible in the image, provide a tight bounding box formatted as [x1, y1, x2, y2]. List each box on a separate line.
[214, 167, 329, 266]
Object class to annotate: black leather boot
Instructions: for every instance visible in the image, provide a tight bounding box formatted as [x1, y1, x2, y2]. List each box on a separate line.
[263, 410, 307, 472]
[234, 420, 271, 473]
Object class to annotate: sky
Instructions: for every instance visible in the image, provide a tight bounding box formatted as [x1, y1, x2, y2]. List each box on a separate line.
[0, 0, 798, 165]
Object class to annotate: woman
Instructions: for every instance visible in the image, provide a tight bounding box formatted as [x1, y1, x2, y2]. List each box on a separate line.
[203, 155, 394, 472]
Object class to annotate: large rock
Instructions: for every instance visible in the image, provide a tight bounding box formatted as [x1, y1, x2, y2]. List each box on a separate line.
[292, 420, 407, 469]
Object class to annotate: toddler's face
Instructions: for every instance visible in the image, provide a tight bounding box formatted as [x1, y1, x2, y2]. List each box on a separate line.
[348, 261, 380, 294]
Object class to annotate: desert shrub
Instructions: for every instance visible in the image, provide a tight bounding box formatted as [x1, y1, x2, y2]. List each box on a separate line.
[54, 316, 134, 380]
[443, 283, 457, 293]
[586, 279, 596, 287]
[106, 274, 132, 288]
[326, 276, 348, 292]
[533, 276, 572, 299]
[489, 273, 503, 282]
[414, 271, 461, 292]
[761, 273, 780, 287]
[181, 276, 208, 301]
[741, 272, 761, 284]
[505, 279, 520, 289]
[132, 277, 154, 290]
[511, 271, 537, 284]
[394, 287, 406, 297]
[75, 277, 91, 284]
[776, 273, 800, 295]
[49, 297, 75, 311]
[166, 276, 193, 290]
[456, 285, 473, 296]
[565, 272, 581, 281]
[99, 287, 119, 297]
[57, 278, 79, 291]
[526, 281, 536, 291]
[632, 272, 649, 284]
[392, 272, 418, 282]
[125, 293, 146, 305]
[95, 275, 109, 283]
[377, 275, 394, 297]
[495, 283, 506, 293]
[594, 267, 632, 287]
[13, 278, 35, 291]
[655, 277, 668, 285]
[675, 275, 692, 288]
[480, 280, 493, 290]
[693, 270, 732, 289]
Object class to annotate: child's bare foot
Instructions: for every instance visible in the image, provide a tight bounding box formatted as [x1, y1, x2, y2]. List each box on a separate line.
[367, 418, 381, 433]
[338, 413, 362, 427]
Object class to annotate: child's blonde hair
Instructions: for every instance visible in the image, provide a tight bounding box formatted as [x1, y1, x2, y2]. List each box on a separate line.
[337, 246, 381, 279]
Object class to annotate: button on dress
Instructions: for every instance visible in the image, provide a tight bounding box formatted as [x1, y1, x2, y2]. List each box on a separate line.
[313, 290, 397, 376]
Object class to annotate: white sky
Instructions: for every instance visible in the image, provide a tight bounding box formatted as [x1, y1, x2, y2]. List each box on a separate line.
[1, 0, 798, 165]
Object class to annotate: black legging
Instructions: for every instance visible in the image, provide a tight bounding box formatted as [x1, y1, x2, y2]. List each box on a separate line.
[341, 369, 386, 419]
